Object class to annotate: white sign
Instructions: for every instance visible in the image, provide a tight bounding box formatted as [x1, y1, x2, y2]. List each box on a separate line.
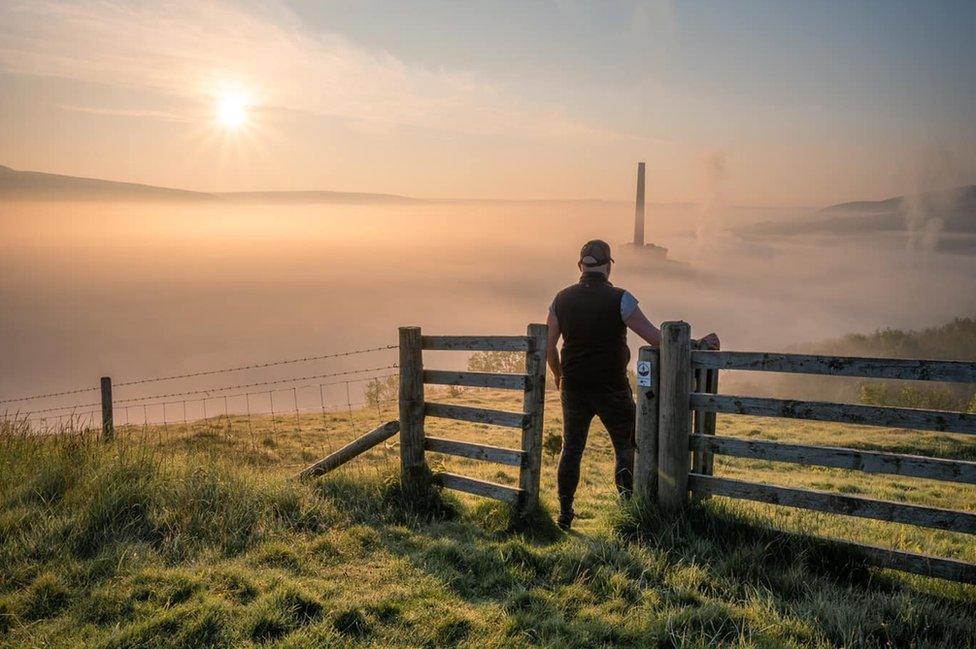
[636, 360, 652, 387]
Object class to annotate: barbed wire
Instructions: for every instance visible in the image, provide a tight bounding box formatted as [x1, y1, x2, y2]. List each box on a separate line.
[16, 396, 399, 428]
[0, 385, 100, 404]
[98, 373, 400, 412]
[112, 365, 398, 404]
[0, 344, 399, 405]
[114, 345, 398, 388]
[5, 368, 399, 416]
[8, 402, 101, 415]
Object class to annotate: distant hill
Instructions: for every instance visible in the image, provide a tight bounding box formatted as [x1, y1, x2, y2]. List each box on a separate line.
[741, 185, 976, 252]
[0, 165, 424, 204]
[0, 164, 644, 206]
[0, 165, 214, 201]
[220, 190, 426, 205]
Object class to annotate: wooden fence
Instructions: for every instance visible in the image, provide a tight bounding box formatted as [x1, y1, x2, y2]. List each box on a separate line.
[398, 325, 548, 511]
[635, 321, 976, 584]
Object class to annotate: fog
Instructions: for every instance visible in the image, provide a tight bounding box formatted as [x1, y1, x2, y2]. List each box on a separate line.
[3, 199, 975, 417]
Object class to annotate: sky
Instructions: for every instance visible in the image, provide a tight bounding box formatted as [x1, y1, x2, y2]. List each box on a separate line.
[1, 0, 974, 205]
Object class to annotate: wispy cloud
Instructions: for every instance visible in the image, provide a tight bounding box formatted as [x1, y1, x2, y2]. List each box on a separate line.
[57, 104, 192, 122]
[0, 0, 622, 141]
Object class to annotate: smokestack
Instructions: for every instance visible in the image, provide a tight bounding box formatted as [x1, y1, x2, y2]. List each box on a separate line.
[633, 162, 645, 246]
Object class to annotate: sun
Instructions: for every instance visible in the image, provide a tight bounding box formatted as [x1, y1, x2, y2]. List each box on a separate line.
[216, 93, 247, 129]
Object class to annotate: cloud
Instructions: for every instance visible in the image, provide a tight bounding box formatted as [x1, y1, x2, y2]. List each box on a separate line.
[57, 104, 192, 123]
[0, 0, 621, 141]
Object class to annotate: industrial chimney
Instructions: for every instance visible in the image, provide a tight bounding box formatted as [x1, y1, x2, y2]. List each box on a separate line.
[633, 162, 645, 246]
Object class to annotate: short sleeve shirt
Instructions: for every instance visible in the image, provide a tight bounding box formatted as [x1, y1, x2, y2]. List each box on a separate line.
[550, 290, 638, 322]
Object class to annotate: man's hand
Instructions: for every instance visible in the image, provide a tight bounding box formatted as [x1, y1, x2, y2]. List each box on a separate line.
[698, 333, 721, 351]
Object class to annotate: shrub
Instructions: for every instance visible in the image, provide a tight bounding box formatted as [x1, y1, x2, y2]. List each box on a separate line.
[858, 380, 968, 410]
[364, 375, 398, 410]
[467, 351, 525, 374]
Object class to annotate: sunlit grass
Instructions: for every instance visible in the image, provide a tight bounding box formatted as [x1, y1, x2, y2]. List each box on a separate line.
[1, 388, 974, 647]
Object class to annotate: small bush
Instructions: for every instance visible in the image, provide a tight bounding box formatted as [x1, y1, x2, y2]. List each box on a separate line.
[467, 351, 525, 374]
[365, 375, 398, 410]
[859, 380, 965, 410]
[542, 430, 562, 457]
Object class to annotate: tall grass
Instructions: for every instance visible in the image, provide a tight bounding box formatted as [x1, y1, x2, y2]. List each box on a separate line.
[1, 403, 975, 647]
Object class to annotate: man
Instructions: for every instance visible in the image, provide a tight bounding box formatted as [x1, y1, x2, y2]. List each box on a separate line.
[546, 240, 719, 531]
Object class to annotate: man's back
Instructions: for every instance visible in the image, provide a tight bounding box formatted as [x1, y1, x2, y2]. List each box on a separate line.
[552, 272, 630, 392]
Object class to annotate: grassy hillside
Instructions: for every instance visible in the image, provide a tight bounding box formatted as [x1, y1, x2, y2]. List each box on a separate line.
[2, 388, 975, 648]
[803, 317, 976, 362]
[723, 318, 976, 412]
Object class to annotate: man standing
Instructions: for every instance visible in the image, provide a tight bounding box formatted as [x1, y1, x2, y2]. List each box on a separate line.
[546, 240, 718, 530]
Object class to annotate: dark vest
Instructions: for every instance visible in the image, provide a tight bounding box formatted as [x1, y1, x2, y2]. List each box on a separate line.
[552, 273, 630, 391]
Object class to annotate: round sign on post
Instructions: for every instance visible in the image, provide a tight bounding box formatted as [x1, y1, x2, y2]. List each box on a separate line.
[636, 360, 652, 387]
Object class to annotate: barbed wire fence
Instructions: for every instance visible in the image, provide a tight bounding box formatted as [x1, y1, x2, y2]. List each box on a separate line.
[0, 344, 408, 472]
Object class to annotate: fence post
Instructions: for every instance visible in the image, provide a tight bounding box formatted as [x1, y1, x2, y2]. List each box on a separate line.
[692, 367, 719, 501]
[100, 376, 114, 441]
[519, 323, 547, 511]
[398, 327, 426, 496]
[657, 321, 691, 512]
[701, 369, 719, 476]
[634, 345, 660, 503]
[691, 366, 704, 485]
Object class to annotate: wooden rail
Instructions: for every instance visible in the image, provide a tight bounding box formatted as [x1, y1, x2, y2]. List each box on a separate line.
[421, 335, 530, 351]
[839, 540, 976, 584]
[691, 367, 719, 482]
[425, 436, 525, 466]
[689, 434, 976, 484]
[423, 369, 527, 390]
[407, 326, 546, 510]
[690, 393, 976, 435]
[434, 472, 523, 505]
[425, 402, 527, 429]
[688, 474, 976, 534]
[640, 326, 976, 583]
[691, 351, 976, 383]
[298, 420, 400, 480]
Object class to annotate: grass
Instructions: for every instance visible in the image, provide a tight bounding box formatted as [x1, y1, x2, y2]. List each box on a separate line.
[1, 387, 974, 647]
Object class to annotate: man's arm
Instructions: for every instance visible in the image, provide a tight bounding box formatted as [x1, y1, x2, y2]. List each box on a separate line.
[546, 308, 562, 389]
[625, 306, 721, 350]
[624, 306, 662, 347]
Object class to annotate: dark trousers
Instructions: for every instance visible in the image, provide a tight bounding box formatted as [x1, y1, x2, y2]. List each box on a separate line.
[557, 387, 636, 515]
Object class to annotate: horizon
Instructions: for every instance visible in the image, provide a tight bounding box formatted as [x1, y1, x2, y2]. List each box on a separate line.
[2, 1, 975, 206]
[4, 161, 974, 209]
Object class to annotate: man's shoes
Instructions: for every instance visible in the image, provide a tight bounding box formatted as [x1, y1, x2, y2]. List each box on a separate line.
[557, 510, 575, 531]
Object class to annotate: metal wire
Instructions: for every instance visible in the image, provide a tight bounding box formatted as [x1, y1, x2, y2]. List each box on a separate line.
[0, 343, 398, 404]
[16, 401, 101, 415]
[114, 344, 399, 387]
[112, 365, 397, 404]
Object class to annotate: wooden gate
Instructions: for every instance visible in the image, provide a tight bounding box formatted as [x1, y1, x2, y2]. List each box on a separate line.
[635, 320, 976, 583]
[398, 325, 547, 510]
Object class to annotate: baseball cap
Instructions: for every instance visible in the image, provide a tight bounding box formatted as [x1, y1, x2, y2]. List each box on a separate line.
[579, 239, 614, 267]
